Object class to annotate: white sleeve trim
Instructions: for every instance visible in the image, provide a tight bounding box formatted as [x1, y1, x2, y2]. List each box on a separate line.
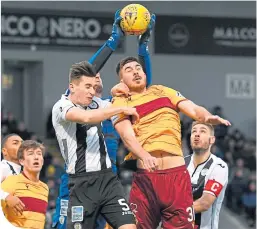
[0, 190, 9, 200]
[203, 190, 216, 197]
[61, 105, 75, 121]
[0, 163, 10, 182]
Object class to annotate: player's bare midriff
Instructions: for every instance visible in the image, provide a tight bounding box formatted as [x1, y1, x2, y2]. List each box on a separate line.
[137, 150, 185, 170]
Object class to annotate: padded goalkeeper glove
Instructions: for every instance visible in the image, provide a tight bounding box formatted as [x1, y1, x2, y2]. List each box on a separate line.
[138, 14, 156, 56]
[106, 9, 125, 51]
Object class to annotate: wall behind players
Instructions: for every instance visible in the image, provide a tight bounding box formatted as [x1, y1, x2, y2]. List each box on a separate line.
[1, 1, 256, 137]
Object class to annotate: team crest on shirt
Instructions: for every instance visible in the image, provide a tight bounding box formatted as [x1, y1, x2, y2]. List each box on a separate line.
[201, 168, 209, 176]
[71, 206, 84, 222]
[74, 222, 82, 229]
[88, 100, 99, 109]
[176, 91, 184, 97]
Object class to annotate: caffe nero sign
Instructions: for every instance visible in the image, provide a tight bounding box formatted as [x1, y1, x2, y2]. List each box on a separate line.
[154, 15, 256, 57]
[1, 9, 119, 49]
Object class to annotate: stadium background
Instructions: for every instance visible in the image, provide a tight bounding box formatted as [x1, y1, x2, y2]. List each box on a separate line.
[1, 1, 256, 229]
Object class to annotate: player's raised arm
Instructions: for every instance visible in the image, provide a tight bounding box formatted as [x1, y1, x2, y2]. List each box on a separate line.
[64, 10, 124, 96]
[88, 10, 124, 73]
[138, 14, 156, 87]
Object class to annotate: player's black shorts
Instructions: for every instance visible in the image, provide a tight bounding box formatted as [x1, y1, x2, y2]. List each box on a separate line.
[67, 168, 135, 229]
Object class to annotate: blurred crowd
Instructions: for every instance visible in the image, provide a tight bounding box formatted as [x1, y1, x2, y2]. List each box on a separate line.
[1, 105, 256, 228]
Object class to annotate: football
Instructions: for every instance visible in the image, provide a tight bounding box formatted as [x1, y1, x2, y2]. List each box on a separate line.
[120, 4, 151, 35]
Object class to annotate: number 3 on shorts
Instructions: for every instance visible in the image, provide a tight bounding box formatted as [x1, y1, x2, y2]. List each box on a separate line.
[118, 198, 130, 211]
[186, 206, 195, 222]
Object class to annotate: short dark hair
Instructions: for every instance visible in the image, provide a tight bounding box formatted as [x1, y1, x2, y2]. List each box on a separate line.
[17, 140, 45, 160]
[1, 134, 21, 151]
[69, 61, 96, 82]
[116, 56, 141, 75]
[191, 121, 215, 135]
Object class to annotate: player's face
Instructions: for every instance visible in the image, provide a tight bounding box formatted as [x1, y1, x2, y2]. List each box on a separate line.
[120, 61, 146, 92]
[21, 148, 44, 173]
[190, 124, 215, 154]
[2, 135, 23, 162]
[69, 76, 96, 106]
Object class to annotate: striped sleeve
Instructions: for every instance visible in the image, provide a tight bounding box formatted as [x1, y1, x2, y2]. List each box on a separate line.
[53, 98, 75, 122]
[111, 97, 128, 125]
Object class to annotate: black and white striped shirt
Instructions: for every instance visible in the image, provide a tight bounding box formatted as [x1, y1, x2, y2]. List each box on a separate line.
[52, 95, 112, 174]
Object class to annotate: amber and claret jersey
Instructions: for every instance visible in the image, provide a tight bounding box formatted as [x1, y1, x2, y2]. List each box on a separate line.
[111, 85, 187, 160]
[1, 173, 49, 229]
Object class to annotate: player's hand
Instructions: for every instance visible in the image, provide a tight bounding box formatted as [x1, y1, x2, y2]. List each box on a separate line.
[139, 154, 159, 172]
[122, 107, 140, 124]
[107, 9, 125, 51]
[111, 83, 130, 97]
[5, 194, 25, 216]
[204, 115, 231, 126]
[138, 14, 156, 56]
[139, 14, 156, 45]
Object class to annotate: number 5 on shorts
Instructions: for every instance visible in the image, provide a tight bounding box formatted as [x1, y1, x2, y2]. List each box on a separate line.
[118, 198, 130, 211]
[186, 206, 195, 222]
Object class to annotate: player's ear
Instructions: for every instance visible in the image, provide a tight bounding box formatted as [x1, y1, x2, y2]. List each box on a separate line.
[69, 82, 75, 93]
[2, 148, 7, 157]
[143, 72, 147, 79]
[210, 136, 215, 145]
[19, 158, 24, 167]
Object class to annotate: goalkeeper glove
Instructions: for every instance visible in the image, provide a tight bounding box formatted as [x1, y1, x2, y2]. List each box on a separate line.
[106, 9, 125, 51]
[138, 14, 156, 56]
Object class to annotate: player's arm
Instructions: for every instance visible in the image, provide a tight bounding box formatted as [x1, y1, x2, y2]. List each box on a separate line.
[0, 163, 10, 183]
[178, 100, 211, 122]
[88, 10, 124, 73]
[162, 86, 231, 126]
[114, 119, 158, 172]
[0, 190, 10, 201]
[55, 99, 139, 124]
[1, 176, 25, 215]
[193, 162, 229, 213]
[66, 106, 139, 124]
[193, 192, 216, 213]
[0, 163, 12, 200]
[111, 97, 158, 171]
[64, 10, 124, 96]
[138, 14, 156, 87]
[178, 100, 231, 126]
